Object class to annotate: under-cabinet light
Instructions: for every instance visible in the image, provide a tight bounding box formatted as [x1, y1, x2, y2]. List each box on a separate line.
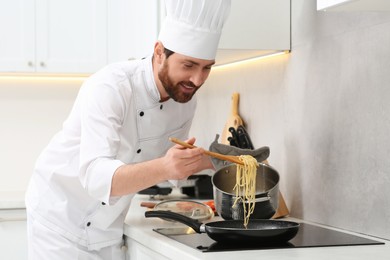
[0, 74, 89, 81]
[213, 51, 290, 70]
[0, 51, 290, 80]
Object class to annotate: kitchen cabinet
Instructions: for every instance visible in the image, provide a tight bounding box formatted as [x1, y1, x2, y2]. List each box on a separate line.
[0, 0, 107, 74]
[317, 0, 390, 11]
[107, 0, 160, 63]
[215, 0, 291, 65]
[0, 0, 161, 74]
[126, 238, 169, 260]
[0, 0, 35, 72]
[0, 209, 27, 260]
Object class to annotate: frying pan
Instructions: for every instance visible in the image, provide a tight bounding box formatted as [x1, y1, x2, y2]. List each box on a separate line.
[145, 210, 299, 244]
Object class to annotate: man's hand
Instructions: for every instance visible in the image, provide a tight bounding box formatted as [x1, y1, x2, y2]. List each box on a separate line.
[162, 137, 213, 180]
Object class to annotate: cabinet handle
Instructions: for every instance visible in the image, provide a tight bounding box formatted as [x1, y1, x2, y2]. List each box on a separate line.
[28, 61, 34, 67]
[40, 62, 46, 67]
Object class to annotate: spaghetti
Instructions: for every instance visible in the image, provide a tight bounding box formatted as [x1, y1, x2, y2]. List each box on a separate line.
[232, 155, 258, 228]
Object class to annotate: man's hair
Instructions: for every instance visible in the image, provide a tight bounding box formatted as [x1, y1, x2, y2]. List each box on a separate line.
[164, 48, 175, 59]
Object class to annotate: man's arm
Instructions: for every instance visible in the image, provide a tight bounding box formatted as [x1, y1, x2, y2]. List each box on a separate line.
[110, 137, 214, 196]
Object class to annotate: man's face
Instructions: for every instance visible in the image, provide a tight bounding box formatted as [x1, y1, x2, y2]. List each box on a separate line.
[158, 53, 215, 103]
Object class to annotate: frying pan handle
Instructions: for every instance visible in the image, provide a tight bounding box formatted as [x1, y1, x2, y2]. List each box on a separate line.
[145, 210, 202, 233]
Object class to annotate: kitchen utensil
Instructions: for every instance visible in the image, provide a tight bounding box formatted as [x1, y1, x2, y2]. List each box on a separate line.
[236, 125, 254, 149]
[221, 92, 244, 145]
[169, 137, 244, 166]
[228, 127, 240, 147]
[212, 163, 279, 220]
[145, 210, 299, 243]
[140, 199, 214, 221]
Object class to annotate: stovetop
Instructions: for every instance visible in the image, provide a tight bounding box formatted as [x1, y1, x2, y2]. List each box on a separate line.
[154, 223, 384, 253]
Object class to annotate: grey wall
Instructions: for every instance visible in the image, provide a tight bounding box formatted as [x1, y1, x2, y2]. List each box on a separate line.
[190, 0, 390, 239]
[0, 79, 80, 193]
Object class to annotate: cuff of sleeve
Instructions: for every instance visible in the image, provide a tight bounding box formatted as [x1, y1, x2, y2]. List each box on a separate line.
[86, 159, 124, 205]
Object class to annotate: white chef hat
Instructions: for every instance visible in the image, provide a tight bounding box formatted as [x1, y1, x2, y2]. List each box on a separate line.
[158, 0, 231, 60]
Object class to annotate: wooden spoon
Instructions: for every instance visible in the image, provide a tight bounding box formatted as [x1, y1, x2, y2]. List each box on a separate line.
[169, 137, 244, 166]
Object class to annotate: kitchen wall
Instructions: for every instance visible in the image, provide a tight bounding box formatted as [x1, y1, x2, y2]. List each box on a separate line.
[1, 0, 389, 240]
[191, 0, 390, 240]
[0, 78, 81, 195]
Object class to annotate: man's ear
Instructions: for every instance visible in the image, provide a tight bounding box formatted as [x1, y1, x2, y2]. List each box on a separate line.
[153, 41, 165, 64]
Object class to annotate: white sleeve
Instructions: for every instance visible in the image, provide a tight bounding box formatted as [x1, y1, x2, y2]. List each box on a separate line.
[78, 77, 127, 204]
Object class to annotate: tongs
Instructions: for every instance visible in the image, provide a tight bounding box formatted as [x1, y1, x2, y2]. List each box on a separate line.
[169, 137, 244, 166]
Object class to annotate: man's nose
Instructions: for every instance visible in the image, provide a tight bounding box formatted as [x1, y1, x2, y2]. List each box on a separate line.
[190, 71, 207, 87]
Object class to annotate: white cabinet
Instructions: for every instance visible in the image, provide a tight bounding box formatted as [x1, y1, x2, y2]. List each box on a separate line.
[0, 209, 27, 260]
[216, 0, 291, 65]
[35, 0, 107, 73]
[0, 0, 107, 74]
[317, 0, 390, 11]
[0, 0, 161, 74]
[125, 238, 169, 260]
[107, 0, 160, 63]
[0, 0, 35, 72]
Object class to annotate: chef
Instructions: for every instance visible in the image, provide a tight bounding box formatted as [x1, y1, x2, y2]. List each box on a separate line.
[25, 0, 231, 259]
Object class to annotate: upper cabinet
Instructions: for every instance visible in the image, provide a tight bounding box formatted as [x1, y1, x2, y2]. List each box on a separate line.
[0, 0, 160, 74]
[0, 0, 107, 74]
[0, 0, 290, 74]
[0, 0, 36, 73]
[216, 0, 291, 66]
[317, 0, 390, 11]
[107, 0, 160, 64]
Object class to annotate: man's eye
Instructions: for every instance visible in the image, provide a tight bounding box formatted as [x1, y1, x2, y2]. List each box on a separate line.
[184, 63, 193, 68]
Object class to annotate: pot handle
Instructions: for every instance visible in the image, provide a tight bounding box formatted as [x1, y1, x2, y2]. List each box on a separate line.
[235, 196, 270, 203]
[145, 210, 203, 233]
[254, 196, 271, 203]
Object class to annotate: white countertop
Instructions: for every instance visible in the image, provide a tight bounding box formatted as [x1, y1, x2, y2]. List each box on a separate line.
[0, 191, 26, 209]
[124, 194, 390, 260]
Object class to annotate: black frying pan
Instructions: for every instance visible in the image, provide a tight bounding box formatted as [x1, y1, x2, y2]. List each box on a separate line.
[145, 210, 299, 244]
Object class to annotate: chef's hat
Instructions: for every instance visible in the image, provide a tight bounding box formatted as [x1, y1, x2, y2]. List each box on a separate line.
[158, 0, 231, 60]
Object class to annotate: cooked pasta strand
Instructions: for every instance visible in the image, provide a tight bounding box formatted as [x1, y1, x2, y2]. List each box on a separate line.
[232, 155, 257, 228]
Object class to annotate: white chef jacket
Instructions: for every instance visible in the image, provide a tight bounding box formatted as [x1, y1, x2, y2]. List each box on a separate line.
[25, 56, 196, 250]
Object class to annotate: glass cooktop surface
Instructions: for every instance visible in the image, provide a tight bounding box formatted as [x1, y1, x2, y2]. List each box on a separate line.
[154, 223, 385, 253]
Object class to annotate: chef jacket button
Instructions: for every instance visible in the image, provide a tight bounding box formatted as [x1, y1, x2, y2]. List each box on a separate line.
[139, 111, 144, 117]
[87, 222, 91, 227]
[101, 202, 106, 205]
[137, 149, 141, 154]
[160, 104, 163, 110]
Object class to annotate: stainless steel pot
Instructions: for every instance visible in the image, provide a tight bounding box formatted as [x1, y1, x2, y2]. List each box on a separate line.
[212, 163, 279, 220]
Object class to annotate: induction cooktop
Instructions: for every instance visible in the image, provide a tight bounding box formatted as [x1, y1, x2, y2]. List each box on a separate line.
[154, 223, 385, 253]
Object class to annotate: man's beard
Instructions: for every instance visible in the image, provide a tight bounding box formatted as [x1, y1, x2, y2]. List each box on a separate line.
[158, 61, 200, 103]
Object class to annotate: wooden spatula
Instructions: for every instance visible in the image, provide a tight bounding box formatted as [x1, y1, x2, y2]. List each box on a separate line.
[169, 137, 244, 165]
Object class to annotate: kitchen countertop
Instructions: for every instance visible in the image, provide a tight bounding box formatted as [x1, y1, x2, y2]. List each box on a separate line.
[124, 194, 389, 260]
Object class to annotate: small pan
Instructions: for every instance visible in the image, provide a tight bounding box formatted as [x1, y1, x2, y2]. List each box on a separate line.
[145, 210, 299, 244]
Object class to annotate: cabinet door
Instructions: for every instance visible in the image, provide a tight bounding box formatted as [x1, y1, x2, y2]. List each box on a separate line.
[107, 0, 160, 63]
[35, 0, 107, 73]
[0, 0, 35, 72]
[0, 210, 27, 260]
[216, 0, 291, 65]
